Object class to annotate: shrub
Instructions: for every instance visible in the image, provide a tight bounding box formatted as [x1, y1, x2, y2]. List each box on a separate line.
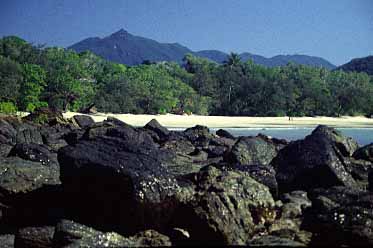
[0, 102, 17, 114]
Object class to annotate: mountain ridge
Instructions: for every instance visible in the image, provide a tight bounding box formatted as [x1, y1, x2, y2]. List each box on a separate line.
[69, 29, 336, 69]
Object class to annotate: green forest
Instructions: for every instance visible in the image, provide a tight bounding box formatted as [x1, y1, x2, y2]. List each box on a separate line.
[0, 36, 372, 117]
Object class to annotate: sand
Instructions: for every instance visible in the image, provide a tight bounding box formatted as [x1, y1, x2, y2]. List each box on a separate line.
[63, 112, 373, 129]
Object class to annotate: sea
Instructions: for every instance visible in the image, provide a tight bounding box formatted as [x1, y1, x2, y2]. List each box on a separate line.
[170, 127, 373, 146]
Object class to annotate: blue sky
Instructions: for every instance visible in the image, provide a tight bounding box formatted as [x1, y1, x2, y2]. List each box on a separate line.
[0, 0, 372, 65]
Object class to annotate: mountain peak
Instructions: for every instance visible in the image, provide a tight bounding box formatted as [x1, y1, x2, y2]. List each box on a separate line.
[111, 28, 129, 37]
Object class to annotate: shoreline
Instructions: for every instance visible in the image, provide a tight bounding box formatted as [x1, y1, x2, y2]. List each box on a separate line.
[63, 112, 373, 129]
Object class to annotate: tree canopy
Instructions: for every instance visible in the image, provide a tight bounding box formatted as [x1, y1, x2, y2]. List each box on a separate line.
[0, 36, 372, 117]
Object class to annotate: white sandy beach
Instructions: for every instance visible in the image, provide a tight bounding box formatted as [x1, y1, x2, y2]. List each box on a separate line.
[63, 112, 373, 128]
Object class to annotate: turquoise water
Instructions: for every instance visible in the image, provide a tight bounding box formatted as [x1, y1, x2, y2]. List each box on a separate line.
[170, 127, 373, 146]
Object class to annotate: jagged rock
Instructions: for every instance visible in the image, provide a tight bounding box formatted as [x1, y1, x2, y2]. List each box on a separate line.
[58, 122, 180, 234]
[272, 125, 359, 193]
[171, 166, 275, 245]
[8, 143, 58, 166]
[72, 115, 94, 129]
[216, 129, 235, 139]
[0, 234, 15, 248]
[63, 130, 85, 146]
[182, 125, 215, 149]
[144, 119, 170, 142]
[353, 143, 373, 162]
[247, 235, 306, 247]
[226, 136, 278, 166]
[304, 186, 373, 246]
[15, 226, 54, 248]
[53, 220, 171, 248]
[312, 125, 358, 156]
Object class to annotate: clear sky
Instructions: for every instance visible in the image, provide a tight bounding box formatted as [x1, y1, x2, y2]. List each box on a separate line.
[0, 0, 372, 65]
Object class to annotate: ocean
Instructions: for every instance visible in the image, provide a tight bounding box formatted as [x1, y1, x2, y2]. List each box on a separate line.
[170, 127, 373, 146]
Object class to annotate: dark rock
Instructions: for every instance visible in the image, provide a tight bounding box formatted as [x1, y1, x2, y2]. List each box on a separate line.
[8, 143, 58, 166]
[353, 143, 373, 162]
[0, 156, 62, 228]
[63, 130, 84, 146]
[183, 125, 214, 148]
[304, 186, 373, 246]
[216, 129, 235, 139]
[312, 125, 358, 156]
[15, 226, 54, 248]
[0, 144, 12, 157]
[343, 157, 373, 188]
[247, 235, 306, 247]
[272, 125, 358, 193]
[0, 157, 60, 197]
[0, 234, 15, 248]
[369, 169, 373, 191]
[218, 164, 278, 198]
[144, 119, 170, 142]
[53, 220, 171, 248]
[72, 115, 94, 129]
[171, 166, 275, 245]
[58, 123, 180, 234]
[226, 136, 278, 166]
[161, 139, 195, 155]
[0, 117, 19, 145]
[16, 127, 43, 145]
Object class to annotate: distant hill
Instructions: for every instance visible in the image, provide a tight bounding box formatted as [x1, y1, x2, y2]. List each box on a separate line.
[69, 29, 336, 69]
[337, 56, 373, 75]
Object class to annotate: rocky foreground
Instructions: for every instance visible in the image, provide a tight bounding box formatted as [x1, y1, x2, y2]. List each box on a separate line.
[0, 109, 373, 247]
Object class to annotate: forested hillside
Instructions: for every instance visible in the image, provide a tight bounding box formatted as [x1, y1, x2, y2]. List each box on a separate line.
[0, 36, 372, 117]
[337, 56, 373, 76]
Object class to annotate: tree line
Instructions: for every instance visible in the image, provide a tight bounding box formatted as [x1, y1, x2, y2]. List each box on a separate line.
[0, 36, 372, 117]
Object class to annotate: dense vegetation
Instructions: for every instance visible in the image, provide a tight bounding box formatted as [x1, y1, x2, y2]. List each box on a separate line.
[0, 36, 372, 117]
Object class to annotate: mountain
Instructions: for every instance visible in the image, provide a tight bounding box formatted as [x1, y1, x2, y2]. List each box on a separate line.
[69, 29, 192, 65]
[337, 56, 373, 75]
[69, 29, 336, 69]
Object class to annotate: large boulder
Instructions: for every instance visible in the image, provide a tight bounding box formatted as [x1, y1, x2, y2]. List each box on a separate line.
[170, 166, 275, 245]
[272, 125, 359, 193]
[144, 119, 170, 142]
[72, 115, 94, 129]
[216, 129, 235, 139]
[58, 121, 180, 234]
[0, 156, 61, 227]
[53, 220, 171, 248]
[8, 143, 58, 166]
[304, 186, 373, 246]
[0, 157, 60, 197]
[226, 135, 279, 166]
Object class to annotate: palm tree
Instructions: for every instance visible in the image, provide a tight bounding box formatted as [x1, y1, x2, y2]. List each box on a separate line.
[224, 52, 242, 67]
[223, 53, 242, 105]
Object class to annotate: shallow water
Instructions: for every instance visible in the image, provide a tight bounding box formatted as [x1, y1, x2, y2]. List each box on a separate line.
[170, 127, 373, 146]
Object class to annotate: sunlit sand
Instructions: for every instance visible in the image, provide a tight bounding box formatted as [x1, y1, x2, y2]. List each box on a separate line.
[64, 112, 373, 128]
